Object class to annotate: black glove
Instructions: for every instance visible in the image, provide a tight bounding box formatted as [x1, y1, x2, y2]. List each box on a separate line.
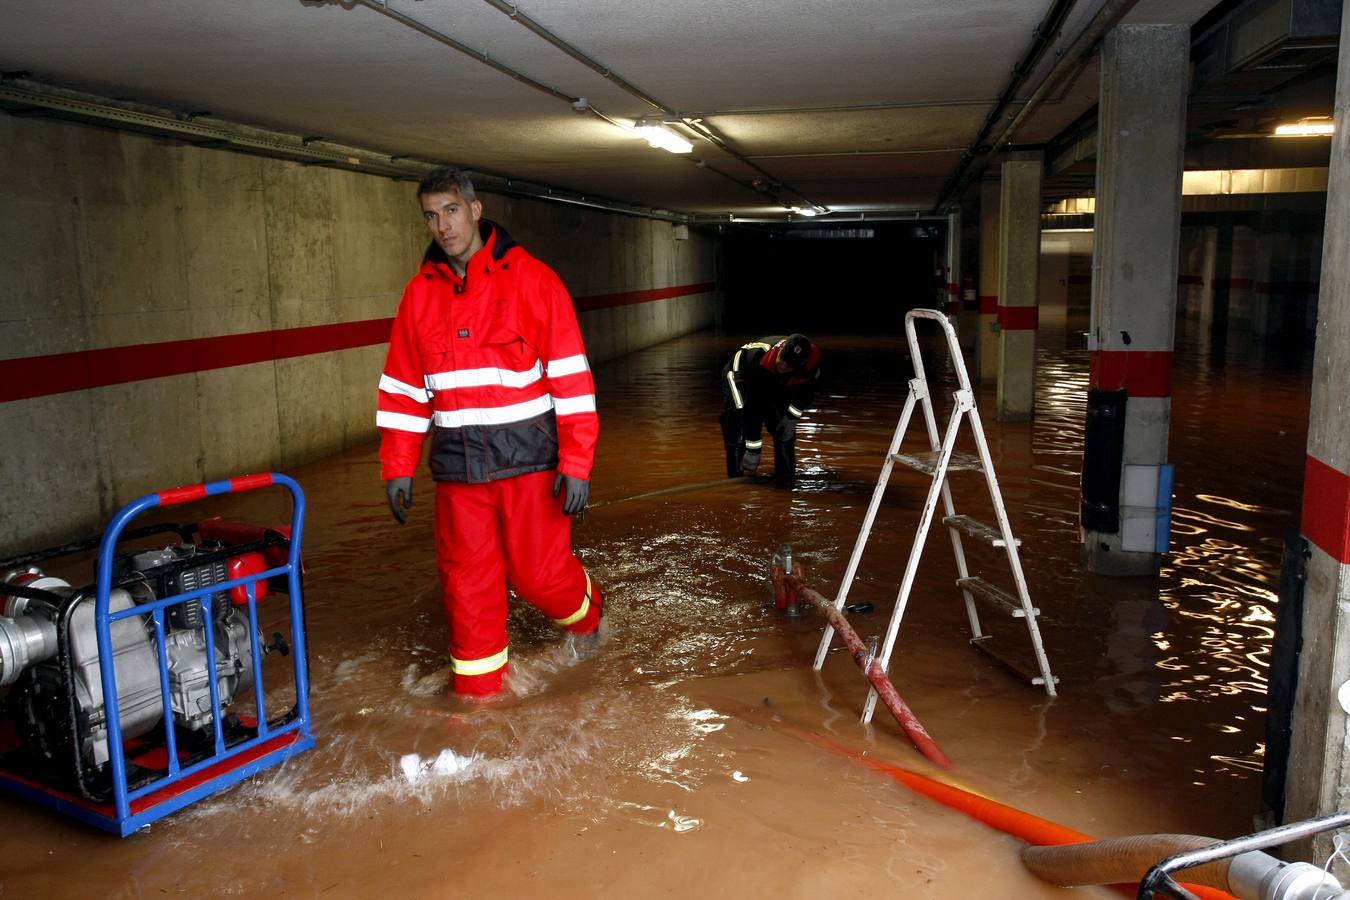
[553, 473, 590, 515]
[775, 418, 797, 443]
[385, 477, 413, 525]
[740, 448, 762, 475]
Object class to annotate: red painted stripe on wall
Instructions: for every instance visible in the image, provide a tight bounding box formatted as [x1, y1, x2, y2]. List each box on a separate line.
[1089, 350, 1174, 398]
[0, 318, 395, 404]
[1302, 454, 1350, 565]
[572, 281, 715, 312]
[979, 295, 998, 315]
[997, 306, 1039, 331]
[1, 281, 715, 404]
[1214, 277, 1254, 290]
[1177, 274, 1204, 286]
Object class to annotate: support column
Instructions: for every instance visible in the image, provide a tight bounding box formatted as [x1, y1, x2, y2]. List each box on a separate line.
[1082, 24, 1189, 576]
[1284, 3, 1350, 865]
[958, 192, 980, 351]
[977, 177, 1001, 381]
[995, 152, 1042, 422]
[942, 209, 961, 319]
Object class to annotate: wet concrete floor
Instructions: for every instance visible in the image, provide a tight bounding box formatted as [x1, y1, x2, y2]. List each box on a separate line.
[3, 319, 1311, 897]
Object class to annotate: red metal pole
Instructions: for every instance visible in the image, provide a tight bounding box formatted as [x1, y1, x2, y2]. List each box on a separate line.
[772, 567, 952, 769]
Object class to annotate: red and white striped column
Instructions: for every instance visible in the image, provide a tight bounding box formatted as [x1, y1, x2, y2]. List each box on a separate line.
[1080, 24, 1189, 576]
[1284, 3, 1350, 860]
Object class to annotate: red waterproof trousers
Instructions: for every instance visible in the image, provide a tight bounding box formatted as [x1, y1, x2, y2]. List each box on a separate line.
[434, 470, 601, 695]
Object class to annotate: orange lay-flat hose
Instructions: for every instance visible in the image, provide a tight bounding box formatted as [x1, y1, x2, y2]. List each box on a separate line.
[781, 722, 1239, 900]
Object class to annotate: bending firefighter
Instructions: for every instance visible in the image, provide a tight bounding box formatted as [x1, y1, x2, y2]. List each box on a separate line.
[376, 167, 603, 697]
[720, 334, 822, 485]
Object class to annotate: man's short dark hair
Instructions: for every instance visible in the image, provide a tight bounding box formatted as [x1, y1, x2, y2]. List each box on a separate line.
[418, 166, 477, 201]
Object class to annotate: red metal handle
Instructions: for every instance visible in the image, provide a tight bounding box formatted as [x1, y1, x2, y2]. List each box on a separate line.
[155, 473, 275, 507]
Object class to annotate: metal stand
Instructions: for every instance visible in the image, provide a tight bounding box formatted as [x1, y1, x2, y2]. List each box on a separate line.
[812, 309, 1057, 724]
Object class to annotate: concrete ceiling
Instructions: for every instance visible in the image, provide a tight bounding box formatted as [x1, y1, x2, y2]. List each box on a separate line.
[0, 0, 1319, 219]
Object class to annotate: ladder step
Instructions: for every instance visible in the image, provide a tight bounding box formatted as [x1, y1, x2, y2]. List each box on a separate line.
[970, 635, 1060, 688]
[889, 450, 984, 475]
[956, 577, 1039, 618]
[943, 515, 1021, 548]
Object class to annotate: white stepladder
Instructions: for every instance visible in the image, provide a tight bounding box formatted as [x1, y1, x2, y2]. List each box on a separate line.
[812, 309, 1057, 723]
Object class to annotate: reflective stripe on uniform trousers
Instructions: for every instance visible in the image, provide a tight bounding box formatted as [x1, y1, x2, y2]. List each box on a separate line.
[451, 646, 509, 676]
[745, 439, 763, 450]
[554, 571, 594, 626]
[788, 404, 803, 418]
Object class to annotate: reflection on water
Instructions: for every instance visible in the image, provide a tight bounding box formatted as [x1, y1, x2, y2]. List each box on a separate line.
[5, 322, 1312, 897]
[1025, 324, 1308, 783]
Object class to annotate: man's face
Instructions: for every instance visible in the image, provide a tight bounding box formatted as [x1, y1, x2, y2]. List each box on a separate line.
[420, 189, 483, 266]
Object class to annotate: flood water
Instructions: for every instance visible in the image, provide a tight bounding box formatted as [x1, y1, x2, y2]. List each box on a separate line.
[3, 318, 1313, 898]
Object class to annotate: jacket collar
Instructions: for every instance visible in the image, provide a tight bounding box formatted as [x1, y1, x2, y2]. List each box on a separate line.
[421, 219, 519, 279]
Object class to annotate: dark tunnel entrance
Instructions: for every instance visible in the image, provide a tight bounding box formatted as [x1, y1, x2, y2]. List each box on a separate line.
[719, 222, 946, 333]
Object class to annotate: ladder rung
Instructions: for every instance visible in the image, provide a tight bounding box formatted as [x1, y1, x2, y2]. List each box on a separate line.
[956, 577, 1039, 618]
[943, 515, 1021, 548]
[889, 451, 984, 475]
[970, 636, 1060, 687]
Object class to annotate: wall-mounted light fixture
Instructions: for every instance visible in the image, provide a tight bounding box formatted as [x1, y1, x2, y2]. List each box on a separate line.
[1273, 117, 1334, 137]
[629, 119, 693, 153]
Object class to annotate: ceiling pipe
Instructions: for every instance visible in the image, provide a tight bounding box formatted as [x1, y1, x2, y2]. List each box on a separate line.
[479, 0, 667, 114]
[932, 0, 1140, 212]
[354, 0, 576, 104]
[0, 77, 697, 224]
[931, 0, 1079, 212]
[477, 0, 827, 213]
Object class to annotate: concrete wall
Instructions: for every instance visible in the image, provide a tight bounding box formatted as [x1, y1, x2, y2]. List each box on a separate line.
[0, 114, 717, 551]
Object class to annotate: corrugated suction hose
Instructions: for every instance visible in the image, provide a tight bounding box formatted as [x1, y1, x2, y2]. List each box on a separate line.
[1022, 834, 1230, 889]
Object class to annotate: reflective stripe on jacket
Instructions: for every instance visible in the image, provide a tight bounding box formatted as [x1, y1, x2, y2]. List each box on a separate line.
[722, 336, 821, 420]
[376, 221, 598, 483]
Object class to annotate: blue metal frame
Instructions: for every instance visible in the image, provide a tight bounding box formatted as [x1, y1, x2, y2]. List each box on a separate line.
[0, 473, 314, 836]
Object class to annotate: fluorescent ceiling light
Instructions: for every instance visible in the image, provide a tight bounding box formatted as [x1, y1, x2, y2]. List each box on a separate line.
[630, 121, 693, 154]
[1274, 118, 1334, 137]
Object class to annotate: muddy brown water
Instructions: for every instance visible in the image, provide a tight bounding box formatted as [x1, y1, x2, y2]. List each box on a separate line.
[3, 321, 1311, 898]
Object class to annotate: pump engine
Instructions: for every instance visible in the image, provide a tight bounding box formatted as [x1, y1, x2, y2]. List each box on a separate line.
[0, 522, 291, 801]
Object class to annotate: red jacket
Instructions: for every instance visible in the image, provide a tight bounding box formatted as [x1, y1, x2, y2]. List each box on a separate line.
[377, 222, 598, 483]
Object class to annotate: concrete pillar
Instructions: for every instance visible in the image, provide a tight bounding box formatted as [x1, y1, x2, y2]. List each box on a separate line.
[977, 177, 1001, 381]
[957, 192, 980, 351]
[995, 152, 1042, 422]
[943, 209, 961, 319]
[1082, 24, 1189, 577]
[1284, 3, 1350, 865]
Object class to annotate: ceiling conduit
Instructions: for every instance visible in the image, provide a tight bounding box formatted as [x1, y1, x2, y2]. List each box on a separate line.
[932, 0, 1081, 212]
[0, 77, 696, 223]
[353, 0, 789, 211]
[933, 0, 1141, 212]
[476, 0, 828, 212]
